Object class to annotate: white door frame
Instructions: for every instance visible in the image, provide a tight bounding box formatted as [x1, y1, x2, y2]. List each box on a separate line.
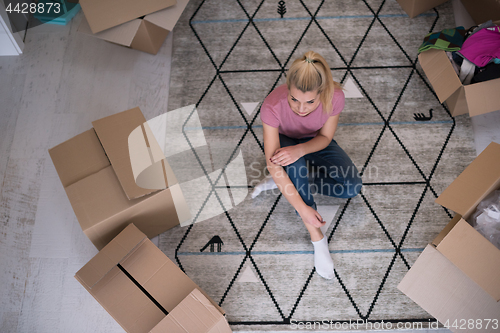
[0, 1, 25, 55]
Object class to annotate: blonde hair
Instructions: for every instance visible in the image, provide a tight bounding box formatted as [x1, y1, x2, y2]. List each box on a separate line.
[286, 51, 342, 114]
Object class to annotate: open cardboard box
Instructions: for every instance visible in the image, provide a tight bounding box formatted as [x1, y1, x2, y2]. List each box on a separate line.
[49, 107, 191, 250]
[75, 223, 232, 333]
[77, 0, 189, 55]
[398, 142, 500, 329]
[396, 0, 449, 18]
[460, 0, 500, 25]
[418, 35, 500, 117]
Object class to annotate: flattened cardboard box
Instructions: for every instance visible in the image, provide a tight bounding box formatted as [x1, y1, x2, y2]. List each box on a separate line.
[75, 224, 232, 333]
[396, 0, 449, 18]
[418, 40, 500, 117]
[398, 142, 500, 329]
[49, 107, 190, 250]
[78, 0, 189, 54]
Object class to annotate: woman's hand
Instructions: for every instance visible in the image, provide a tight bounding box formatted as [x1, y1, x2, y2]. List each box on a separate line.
[270, 145, 304, 166]
[298, 205, 326, 228]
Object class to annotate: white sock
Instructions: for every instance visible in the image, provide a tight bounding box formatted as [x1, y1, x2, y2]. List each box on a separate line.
[251, 175, 277, 198]
[311, 236, 334, 279]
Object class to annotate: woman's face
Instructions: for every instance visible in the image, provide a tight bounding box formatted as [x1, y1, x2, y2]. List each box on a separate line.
[287, 85, 321, 117]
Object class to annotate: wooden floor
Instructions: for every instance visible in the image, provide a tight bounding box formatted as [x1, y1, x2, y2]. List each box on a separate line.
[0, 1, 499, 332]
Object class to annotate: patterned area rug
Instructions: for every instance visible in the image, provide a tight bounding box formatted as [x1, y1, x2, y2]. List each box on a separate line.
[160, 0, 476, 330]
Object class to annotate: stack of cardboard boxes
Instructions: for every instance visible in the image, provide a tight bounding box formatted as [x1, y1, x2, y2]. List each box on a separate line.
[49, 107, 232, 332]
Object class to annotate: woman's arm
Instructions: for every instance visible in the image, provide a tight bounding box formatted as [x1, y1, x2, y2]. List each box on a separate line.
[300, 114, 339, 155]
[270, 114, 339, 166]
[263, 123, 325, 228]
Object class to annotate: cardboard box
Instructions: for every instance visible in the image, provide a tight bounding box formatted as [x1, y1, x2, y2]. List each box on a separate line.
[78, 0, 189, 55]
[398, 245, 500, 330]
[49, 107, 191, 250]
[396, 0, 449, 18]
[461, 0, 500, 25]
[75, 224, 232, 333]
[79, 0, 175, 34]
[398, 142, 500, 329]
[419, 48, 500, 117]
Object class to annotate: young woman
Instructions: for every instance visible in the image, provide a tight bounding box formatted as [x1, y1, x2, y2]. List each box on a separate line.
[255, 51, 362, 279]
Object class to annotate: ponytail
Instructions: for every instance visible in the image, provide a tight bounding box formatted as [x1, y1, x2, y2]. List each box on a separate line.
[286, 51, 342, 114]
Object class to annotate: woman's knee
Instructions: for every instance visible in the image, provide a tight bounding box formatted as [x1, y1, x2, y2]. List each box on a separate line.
[284, 157, 308, 179]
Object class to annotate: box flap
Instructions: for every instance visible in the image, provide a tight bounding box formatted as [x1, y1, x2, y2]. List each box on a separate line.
[66, 167, 186, 249]
[49, 129, 110, 188]
[435, 142, 500, 217]
[207, 317, 233, 333]
[129, 20, 169, 55]
[120, 239, 224, 315]
[398, 245, 500, 331]
[145, 0, 189, 31]
[78, 15, 140, 47]
[437, 218, 500, 301]
[444, 86, 469, 117]
[75, 224, 146, 289]
[92, 107, 155, 200]
[150, 289, 232, 333]
[79, 0, 176, 34]
[128, 122, 178, 190]
[418, 49, 463, 103]
[65, 166, 150, 234]
[464, 78, 500, 117]
[77, 0, 186, 50]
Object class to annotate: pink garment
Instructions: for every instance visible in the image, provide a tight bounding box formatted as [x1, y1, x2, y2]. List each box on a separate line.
[459, 26, 500, 67]
[260, 84, 345, 139]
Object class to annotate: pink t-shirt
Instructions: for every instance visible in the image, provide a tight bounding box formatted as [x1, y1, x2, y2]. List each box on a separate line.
[260, 84, 345, 138]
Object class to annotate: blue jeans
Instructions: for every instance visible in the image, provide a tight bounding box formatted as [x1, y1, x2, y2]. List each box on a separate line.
[279, 134, 362, 212]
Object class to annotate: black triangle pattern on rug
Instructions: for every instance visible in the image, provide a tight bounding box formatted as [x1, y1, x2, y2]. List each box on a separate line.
[175, 0, 458, 326]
